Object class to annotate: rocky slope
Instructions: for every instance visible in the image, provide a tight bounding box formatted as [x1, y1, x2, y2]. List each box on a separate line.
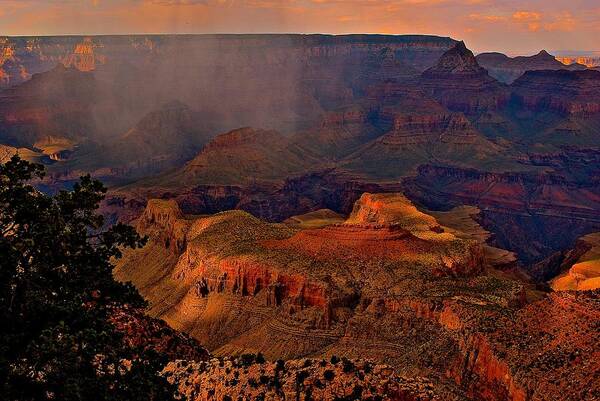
[341, 107, 506, 178]
[159, 127, 321, 186]
[108, 305, 210, 362]
[0, 34, 457, 185]
[477, 50, 586, 84]
[164, 357, 456, 401]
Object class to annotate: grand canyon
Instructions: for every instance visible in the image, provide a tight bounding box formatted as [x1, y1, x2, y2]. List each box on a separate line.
[1, 28, 599, 401]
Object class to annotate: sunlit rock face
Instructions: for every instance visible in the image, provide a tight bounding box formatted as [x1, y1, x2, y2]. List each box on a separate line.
[556, 55, 600, 68]
[62, 37, 104, 72]
[116, 193, 599, 401]
[551, 233, 600, 291]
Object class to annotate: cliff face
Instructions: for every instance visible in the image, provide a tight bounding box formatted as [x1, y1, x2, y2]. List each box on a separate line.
[0, 34, 455, 89]
[511, 69, 600, 116]
[455, 291, 600, 401]
[556, 55, 600, 68]
[381, 112, 481, 145]
[0, 34, 456, 175]
[338, 107, 503, 179]
[62, 38, 104, 72]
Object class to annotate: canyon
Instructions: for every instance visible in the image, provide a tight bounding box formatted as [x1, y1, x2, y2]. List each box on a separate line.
[116, 193, 599, 401]
[1, 34, 599, 400]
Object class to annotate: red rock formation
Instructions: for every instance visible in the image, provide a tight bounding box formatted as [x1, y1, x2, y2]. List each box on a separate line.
[176, 127, 320, 185]
[118, 192, 497, 348]
[138, 199, 190, 253]
[62, 37, 104, 72]
[379, 112, 482, 145]
[556, 55, 600, 68]
[511, 69, 600, 116]
[550, 233, 600, 291]
[116, 191, 600, 401]
[421, 42, 509, 113]
[452, 291, 600, 401]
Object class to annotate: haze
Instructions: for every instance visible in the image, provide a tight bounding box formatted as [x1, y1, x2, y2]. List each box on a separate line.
[1, 0, 599, 54]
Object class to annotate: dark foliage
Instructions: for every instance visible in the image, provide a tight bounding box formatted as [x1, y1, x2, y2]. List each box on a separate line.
[0, 155, 176, 400]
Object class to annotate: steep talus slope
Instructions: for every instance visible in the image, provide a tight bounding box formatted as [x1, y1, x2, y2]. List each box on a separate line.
[477, 50, 586, 84]
[427, 205, 517, 269]
[291, 106, 384, 160]
[108, 305, 210, 362]
[283, 209, 345, 229]
[457, 291, 599, 401]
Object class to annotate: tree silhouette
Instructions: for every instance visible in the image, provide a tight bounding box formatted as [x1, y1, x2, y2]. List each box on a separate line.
[0, 155, 176, 400]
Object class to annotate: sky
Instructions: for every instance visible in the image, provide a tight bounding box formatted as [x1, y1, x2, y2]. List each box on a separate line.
[0, 0, 599, 54]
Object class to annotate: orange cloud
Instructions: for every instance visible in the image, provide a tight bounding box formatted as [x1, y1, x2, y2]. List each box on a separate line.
[512, 10, 542, 31]
[468, 13, 506, 22]
[543, 12, 576, 32]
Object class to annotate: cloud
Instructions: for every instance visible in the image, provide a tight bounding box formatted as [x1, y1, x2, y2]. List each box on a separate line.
[468, 13, 506, 22]
[512, 10, 542, 31]
[543, 12, 577, 32]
